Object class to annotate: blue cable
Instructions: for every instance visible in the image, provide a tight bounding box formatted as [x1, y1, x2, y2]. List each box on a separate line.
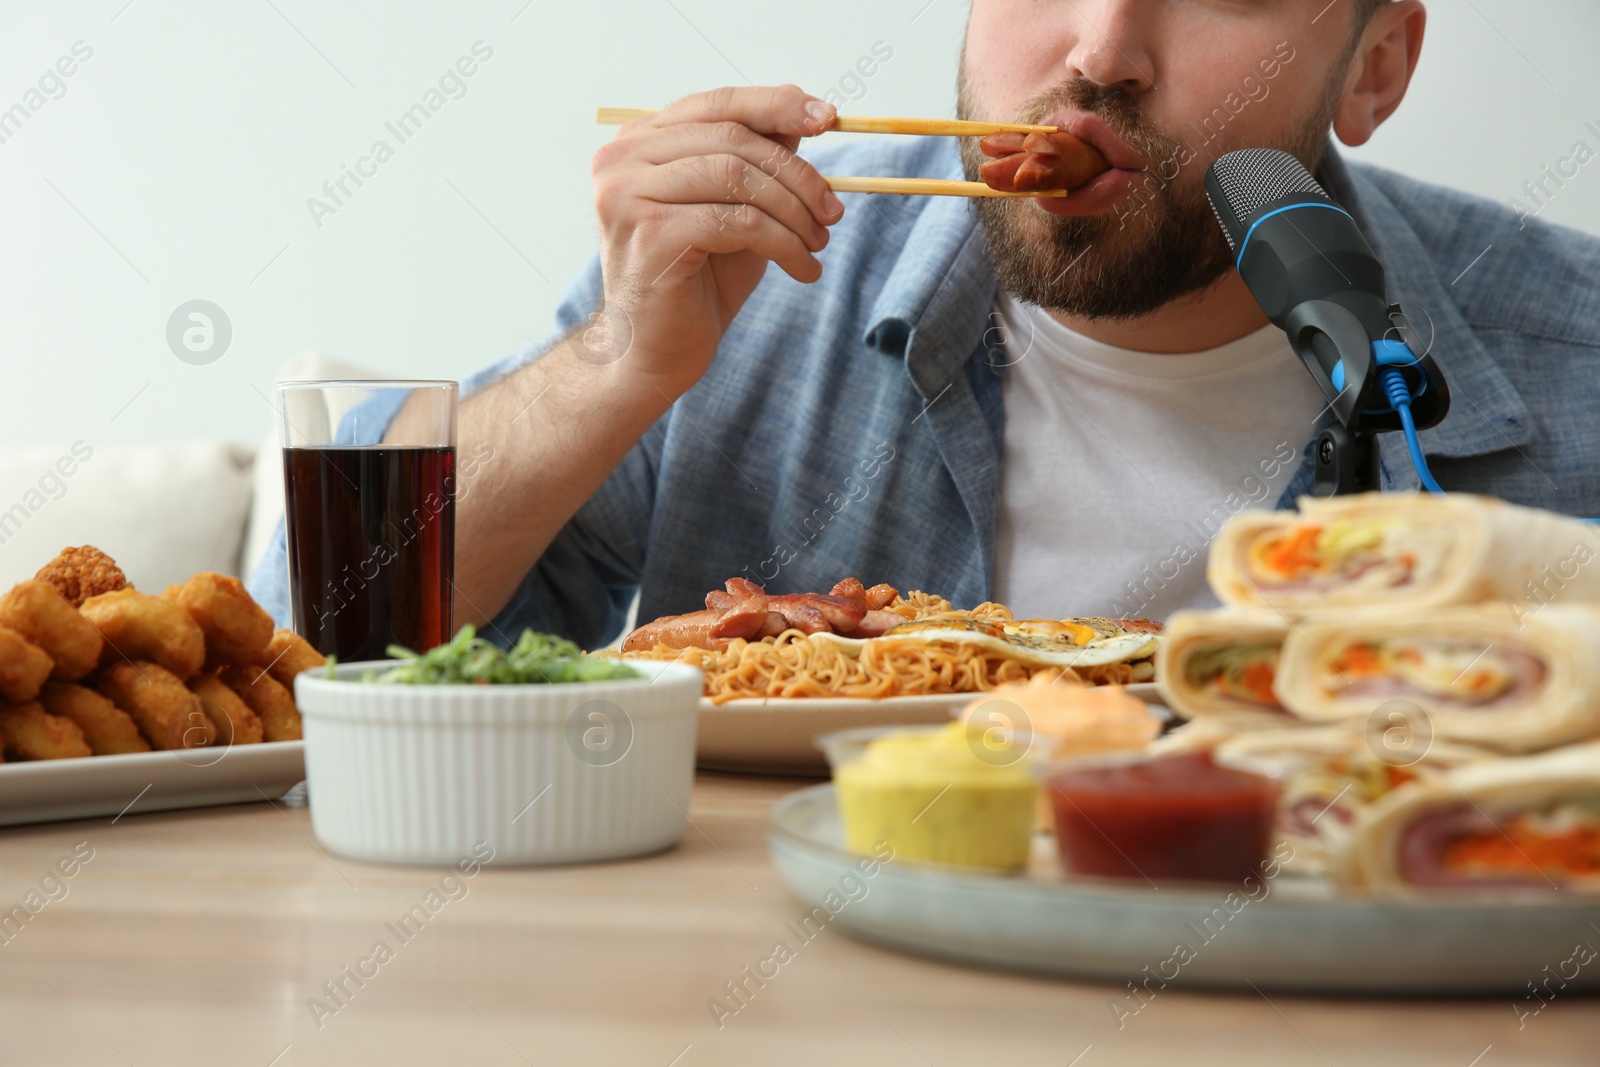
[1382, 368, 1445, 495]
[1379, 357, 1599, 520]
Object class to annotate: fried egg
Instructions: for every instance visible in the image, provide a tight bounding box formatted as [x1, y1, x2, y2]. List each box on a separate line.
[818, 615, 1160, 668]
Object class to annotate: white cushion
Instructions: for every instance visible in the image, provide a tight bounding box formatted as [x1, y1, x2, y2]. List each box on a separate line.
[241, 351, 396, 582]
[0, 441, 254, 592]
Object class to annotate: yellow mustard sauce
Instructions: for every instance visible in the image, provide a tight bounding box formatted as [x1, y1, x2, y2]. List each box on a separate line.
[835, 721, 1038, 872]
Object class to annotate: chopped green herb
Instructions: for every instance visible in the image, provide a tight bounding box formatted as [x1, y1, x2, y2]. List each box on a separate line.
[327, 625, 638, 685]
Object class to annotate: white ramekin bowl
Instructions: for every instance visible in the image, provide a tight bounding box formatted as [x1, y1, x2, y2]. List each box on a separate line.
[294, 660, 701, 866]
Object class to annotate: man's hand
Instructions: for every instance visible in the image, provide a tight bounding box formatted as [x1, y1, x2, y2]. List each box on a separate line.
[590, 84, 844, 399]
[450, 85, 845, 628]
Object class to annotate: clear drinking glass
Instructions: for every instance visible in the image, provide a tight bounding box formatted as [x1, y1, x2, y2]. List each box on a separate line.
[277, 380, 458, 661]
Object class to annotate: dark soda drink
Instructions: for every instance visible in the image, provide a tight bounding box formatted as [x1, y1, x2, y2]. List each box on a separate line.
[283, 445, 455, 661]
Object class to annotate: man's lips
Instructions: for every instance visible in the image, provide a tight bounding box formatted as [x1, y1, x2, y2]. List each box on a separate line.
[1021, 109, 1148, 214]
[1041, 110, 1147, 172]
[1032, 168, 1142, 217]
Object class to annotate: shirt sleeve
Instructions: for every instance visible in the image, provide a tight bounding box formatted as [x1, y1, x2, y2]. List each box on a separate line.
[250, 255, 660, 649]
[245, 523, 292, 629]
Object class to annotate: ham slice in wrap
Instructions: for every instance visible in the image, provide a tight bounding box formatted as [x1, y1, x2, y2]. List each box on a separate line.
[1209, 492, 1600, 612]
[1212, 725, 1491, 878]
[1157, 608, 1291, 726]
[1337, 742, 1600, 895]
[1273, 603, 1600, 753]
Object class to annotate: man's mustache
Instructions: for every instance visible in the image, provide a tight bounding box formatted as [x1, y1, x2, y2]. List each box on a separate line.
[1014, 80, 1180, 167]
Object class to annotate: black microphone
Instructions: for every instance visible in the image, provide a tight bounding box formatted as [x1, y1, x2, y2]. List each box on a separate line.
[1205, 148, 1449, 494]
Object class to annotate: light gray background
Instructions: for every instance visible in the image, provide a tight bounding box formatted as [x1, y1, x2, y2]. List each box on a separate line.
[1, 0, 1595, 449]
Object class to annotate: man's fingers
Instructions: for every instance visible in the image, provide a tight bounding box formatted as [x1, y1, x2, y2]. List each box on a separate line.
[634, 153, 828, 252]
[692, 203, 822, 282]
[648, 84, 836, 141]
[632, 122, 844, 228]
[594, 84, 839, 296]
[622, 202, 821, 288]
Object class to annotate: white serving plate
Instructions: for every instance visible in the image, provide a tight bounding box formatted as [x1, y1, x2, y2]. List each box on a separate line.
[0, 742, 306, 827]
[696, 695, 969, 775]
[768, 782, 1600, 994]
[696, 683, 1164, 775]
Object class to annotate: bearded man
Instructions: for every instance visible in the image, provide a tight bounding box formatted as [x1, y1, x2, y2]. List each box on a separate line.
[251, 0, 1600, 641]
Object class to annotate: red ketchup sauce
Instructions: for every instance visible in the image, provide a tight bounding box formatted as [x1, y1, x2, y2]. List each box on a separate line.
[1048, 752, 1282, 883]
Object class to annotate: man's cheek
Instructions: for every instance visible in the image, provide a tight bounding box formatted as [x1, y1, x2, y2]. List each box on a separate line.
[959, 9, 1067, 119]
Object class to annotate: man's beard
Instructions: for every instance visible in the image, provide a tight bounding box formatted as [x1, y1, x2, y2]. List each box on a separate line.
[957, 68, 1341, 321]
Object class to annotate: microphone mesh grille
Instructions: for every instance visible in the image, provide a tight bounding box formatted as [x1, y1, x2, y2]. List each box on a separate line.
[1208, 149, 1328, 249]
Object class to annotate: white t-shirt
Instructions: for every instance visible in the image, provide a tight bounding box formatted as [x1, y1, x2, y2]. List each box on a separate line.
[991, 290, 1327, 622]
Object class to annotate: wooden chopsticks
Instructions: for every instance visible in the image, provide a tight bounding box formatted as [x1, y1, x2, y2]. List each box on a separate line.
[825, 176, 1066, 198]
[595, 108, 1056, 137]
[594, 108, 1066, 198]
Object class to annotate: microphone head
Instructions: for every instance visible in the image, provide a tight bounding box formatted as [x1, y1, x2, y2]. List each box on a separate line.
[1205, 148, 1331, 253]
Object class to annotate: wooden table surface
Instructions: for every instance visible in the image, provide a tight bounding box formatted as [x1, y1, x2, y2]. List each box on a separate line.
[0, 772, 1595, 1066]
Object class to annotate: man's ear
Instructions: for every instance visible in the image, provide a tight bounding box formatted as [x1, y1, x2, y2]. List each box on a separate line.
[1334, 0, 1426, 147]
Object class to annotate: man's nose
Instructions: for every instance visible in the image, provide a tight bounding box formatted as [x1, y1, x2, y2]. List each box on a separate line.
[1060, 0, 1156, 93]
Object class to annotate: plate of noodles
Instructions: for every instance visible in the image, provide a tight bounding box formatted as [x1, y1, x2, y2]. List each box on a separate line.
[615, 578, 1162, 774]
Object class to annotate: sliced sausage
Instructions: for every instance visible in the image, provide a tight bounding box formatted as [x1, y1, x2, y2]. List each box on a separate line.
[829, 577, 867, 605]
[977, 130, 1109, 193]
[724, 577, 766, 599]
[711, 599, 775, 639]
[864, 584, 899, 610]
[621, 609, 729, 652]
[768, 593, 867, 633]
[843, 610, 905, 638]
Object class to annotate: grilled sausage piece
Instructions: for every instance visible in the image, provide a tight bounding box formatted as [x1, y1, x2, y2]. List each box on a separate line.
[622, 606, 775, 652]
[628, 578, 902, 650]
[829, 577, 868, 604]
[864, 584, 899, 610]
[977, 130, 1109, 193]
[767, 594, 866, 634]
[847, 610, 906, 638]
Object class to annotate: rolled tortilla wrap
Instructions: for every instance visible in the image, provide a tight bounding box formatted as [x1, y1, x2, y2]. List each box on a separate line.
[1214, 725, 1491, 878]
[1144, 718, 1265, 758]
[1274, 603, 1600, 753]
[1209, 492, 1600, 612]
[1337, 742, 1600, 895]
[1158, 608, 1291, 724]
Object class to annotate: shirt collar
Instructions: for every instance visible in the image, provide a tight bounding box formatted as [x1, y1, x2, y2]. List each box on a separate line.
[861, 141, 998, 398]
[862, 139, 1532, 465]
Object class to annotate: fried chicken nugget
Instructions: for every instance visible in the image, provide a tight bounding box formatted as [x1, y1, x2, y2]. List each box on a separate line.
[161, 572, 273, 669]
[0, 701, 92, 760]
[218, 665, 302, 742]
[258, 628, 326, 690]
[0, 579, 102, 681]
[189, 675, 263, 746]
[37, 681, 150, 755]
[80, 588, 205, 679]
[35, 545, 128, 608]
[96, 660, 214, 750]
[0, 624, 53, 702]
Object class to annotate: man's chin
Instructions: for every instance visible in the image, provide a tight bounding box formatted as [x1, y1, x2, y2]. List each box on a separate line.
[987, 224, 1233, 320]
[973, 170, 1236, 319]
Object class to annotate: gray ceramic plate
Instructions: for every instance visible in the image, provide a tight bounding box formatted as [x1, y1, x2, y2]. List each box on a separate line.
[768, 782, 1600, 994]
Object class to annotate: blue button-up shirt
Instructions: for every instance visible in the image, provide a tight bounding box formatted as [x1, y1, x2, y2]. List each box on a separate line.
[250, 135, 1600, 648]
